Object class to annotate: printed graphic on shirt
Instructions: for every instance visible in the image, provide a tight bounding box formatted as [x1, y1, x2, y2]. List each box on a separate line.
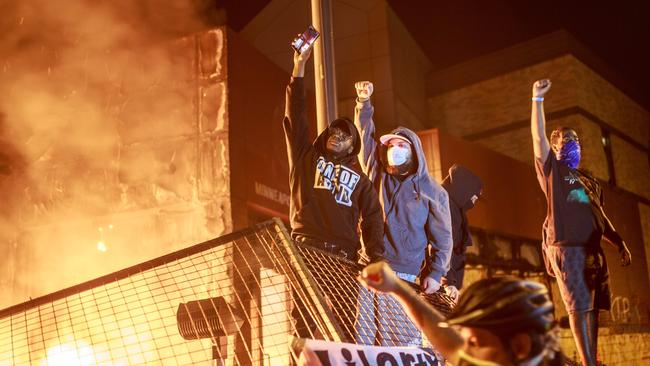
[567, 188, 590, 203]
[564, 172, 590, 204]
[314, 156, 361, 207]
[564, 171, 581, 185]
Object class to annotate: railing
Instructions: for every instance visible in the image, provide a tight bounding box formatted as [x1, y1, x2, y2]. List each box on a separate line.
[0, 219, 453, 365]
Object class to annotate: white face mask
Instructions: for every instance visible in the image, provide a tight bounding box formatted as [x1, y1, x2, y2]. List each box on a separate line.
[387, 146, 411, 166]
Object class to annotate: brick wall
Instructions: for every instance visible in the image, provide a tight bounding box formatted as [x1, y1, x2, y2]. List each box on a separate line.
[428, 54, 649, 202]
[610, 135, 650, 199]
[560, 328, 650, 365]
[641, 203, 650, 291]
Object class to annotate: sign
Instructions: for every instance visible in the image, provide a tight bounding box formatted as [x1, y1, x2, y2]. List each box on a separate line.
[296, 338, 442, 366]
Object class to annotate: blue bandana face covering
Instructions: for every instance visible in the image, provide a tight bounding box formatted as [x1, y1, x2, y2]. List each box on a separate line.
[557, 139, 581, 169]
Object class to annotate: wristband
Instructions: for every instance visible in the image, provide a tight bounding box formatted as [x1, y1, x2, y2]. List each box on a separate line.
[532, 96, 544, 102]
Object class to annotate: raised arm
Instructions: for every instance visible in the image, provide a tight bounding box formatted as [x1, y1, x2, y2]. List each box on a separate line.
[283, 47, 314, 165]
[353, 81, 381, 181]
[531, 79, 552, 162]
[358, 262, 464, 365]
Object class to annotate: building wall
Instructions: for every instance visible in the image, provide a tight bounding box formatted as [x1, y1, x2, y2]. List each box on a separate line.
[560, 329, 650, 365]
[226, 29, 297, 230]
[0, 29, 231, 310]
[241, 0, 432, 136]
[428, 53, 649, 200]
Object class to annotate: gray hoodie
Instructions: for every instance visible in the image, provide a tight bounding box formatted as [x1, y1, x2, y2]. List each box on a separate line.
[354, 98, 453, 281]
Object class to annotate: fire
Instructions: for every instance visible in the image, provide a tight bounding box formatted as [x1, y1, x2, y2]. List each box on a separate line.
[96, 241, 107, 252]
[40, 341, 96, 366]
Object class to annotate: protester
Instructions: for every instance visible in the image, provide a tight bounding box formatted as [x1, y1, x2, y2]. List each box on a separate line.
[353, 80, 452, 346]
[530, 78, 631, 366]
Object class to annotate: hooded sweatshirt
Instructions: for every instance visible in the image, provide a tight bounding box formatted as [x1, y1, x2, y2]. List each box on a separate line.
[283, 77, 385, 261]
[441, 164, 483, 288]
[354, 98, 453, 281]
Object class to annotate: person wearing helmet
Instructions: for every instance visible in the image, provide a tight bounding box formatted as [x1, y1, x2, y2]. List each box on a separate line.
[358, 261, 564, 366]
[530, 79, 632, 365]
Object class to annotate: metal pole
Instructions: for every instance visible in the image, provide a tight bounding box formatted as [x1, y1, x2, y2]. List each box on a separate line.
[311, 0, 338, 133]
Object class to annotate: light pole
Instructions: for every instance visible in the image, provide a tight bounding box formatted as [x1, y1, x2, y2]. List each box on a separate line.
[310, 0, 338, 133]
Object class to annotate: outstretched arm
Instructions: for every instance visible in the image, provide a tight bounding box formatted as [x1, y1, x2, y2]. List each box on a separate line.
[359, 262, 464, 364]
[283, 47, 314, 166]
[531, 79, 552, 163]
[353, 81, 381, 181]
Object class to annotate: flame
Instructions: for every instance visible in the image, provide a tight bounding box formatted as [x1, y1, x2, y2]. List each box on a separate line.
[41, 341, 96, 366]
[96, 241, 107, 252]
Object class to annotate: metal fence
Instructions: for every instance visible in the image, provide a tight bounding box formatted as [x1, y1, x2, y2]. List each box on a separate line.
[0, 219, 453, 365]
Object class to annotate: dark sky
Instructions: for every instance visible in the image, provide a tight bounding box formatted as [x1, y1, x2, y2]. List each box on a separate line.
[387, 0, 650, 108]
[224, 0, 650, 108]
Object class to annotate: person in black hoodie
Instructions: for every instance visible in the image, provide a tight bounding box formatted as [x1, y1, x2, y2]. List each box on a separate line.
[284, 45, 384, 263]
[441, 164, 483, 301]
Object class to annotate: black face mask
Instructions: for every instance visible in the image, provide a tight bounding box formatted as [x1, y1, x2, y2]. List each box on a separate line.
[386, 159, 413, 176]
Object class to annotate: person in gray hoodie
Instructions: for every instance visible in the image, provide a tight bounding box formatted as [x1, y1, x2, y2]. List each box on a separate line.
[353, 81, 453, 346]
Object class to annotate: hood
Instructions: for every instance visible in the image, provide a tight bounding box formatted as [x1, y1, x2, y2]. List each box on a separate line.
[380, 126, 428, 177]
[314, 117, 361, 162]
[442, 164, 482, 210]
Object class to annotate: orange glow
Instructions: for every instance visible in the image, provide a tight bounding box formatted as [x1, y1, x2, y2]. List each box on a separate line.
[41, 341, 96, 366]
[96, 241, 107, 252]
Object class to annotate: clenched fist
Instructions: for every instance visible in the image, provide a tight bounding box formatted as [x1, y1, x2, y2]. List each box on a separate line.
[355, 81, 374, 101]
[532, 79, 552, 98]
[358, 261, 399, 293]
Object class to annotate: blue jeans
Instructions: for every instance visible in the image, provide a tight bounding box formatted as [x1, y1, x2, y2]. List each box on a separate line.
[354, 272, 422, 346]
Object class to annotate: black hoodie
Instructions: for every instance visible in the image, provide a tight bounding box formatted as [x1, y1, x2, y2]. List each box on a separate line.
[441, 164, 482, 288]
[282, 77, 384, 261]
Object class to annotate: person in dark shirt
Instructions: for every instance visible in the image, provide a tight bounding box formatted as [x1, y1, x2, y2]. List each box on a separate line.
[530, 78, 631, 366]
[440, 164, 482, 301]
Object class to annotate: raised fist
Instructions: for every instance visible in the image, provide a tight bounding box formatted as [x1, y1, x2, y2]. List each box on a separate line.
[358, 261, 399, 293]
[355, 81, 374, 100]
[532, 79, 552, 98]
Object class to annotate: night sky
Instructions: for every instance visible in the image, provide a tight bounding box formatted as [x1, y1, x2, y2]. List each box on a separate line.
[223, 0, 650, 109]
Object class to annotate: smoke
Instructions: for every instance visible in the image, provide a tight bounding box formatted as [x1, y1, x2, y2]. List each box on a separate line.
[0, 0, 227, 306]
